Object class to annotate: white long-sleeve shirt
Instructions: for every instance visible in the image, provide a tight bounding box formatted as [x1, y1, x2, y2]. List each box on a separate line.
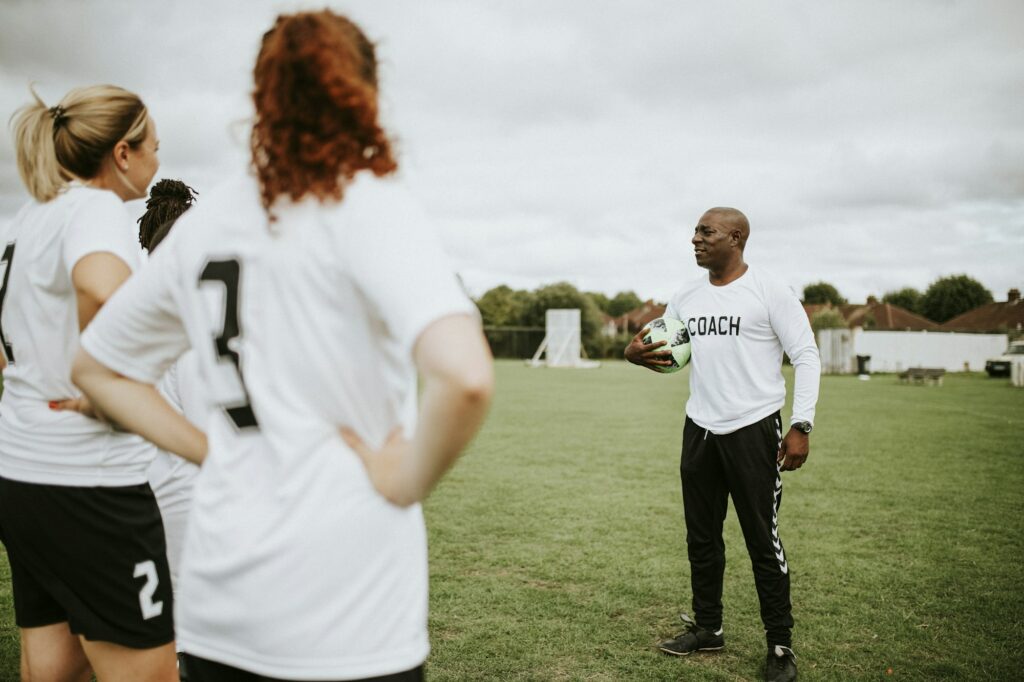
[665, 266, 820, 434]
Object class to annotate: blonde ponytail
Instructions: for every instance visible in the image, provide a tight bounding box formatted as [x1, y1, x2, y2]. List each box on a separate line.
[11, 87, 67, 202]
[10, 84, 149, 203]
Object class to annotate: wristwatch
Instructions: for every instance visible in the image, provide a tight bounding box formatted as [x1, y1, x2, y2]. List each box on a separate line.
[792, 421, 813, 434]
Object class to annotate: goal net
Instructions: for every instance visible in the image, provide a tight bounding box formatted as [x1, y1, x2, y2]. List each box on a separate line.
[527, 309, 600, 369]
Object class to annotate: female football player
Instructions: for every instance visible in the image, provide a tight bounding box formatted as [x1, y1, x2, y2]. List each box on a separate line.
[0, 86, 177, 681]
[53, 179, 201, 594]
[72, 10, 493, 682]
[138, 179, 201, 593]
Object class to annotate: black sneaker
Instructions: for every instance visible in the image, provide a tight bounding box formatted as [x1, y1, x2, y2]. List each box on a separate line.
[764, 645, 797, 682]
[657, 613, 725, 656]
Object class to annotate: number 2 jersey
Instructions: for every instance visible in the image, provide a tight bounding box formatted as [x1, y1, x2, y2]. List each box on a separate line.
[80, 170, 478, 679]
[0, 185, 154, 486]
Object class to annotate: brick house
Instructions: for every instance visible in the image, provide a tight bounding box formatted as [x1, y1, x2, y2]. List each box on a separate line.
[939, 288, 1023, 337]
[804, 296, 938, 331]
[601, 300, 667, 337]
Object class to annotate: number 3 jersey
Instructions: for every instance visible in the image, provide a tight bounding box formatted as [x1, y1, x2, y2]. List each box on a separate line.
[80, 171, 478, 680]
[0, 185, 154, 486]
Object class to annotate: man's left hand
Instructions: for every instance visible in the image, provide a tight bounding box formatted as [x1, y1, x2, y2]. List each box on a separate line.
[777, 429, 809, 471]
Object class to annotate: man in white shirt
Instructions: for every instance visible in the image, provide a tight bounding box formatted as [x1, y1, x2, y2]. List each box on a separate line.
[626, 207, 820, 682]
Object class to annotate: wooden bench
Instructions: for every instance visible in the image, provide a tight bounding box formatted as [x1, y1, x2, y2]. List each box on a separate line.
[898, 367, 945, 386]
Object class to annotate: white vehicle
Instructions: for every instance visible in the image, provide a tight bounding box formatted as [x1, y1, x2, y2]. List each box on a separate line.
[985, 340, 1024, 377]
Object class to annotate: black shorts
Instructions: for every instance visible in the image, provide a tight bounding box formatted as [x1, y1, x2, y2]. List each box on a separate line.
[181, 654, 424, 682]
[0, 476, 174, 648]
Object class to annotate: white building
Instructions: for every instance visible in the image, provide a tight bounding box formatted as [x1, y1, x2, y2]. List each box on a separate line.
[818, 328, 1008, 374]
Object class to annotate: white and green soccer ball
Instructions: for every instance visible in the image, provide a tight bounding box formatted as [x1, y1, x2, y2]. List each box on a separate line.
[643, 316, 691, 374]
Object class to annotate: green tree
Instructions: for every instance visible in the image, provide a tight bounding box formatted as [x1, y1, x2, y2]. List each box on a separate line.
[606, 291, 644, 317]
[524, 282, 604, 356]
[882, 287, 924, 315]
[921, 275, 993, 323]
[586, 291, 611, 314]
[810, 308, 847, 336]
[802, 282, 847, 305]
[475, 285, 534, 327]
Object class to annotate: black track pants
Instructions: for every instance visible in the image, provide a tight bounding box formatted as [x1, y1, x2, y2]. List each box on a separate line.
[680, 411, 793, 648]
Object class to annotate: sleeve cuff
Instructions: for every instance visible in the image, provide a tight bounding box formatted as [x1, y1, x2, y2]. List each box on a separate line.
[80, 329, 164, 385]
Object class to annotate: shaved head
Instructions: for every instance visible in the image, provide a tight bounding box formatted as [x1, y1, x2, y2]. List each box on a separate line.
[692, 206, 751, 280]
[703, 207, 750, 248]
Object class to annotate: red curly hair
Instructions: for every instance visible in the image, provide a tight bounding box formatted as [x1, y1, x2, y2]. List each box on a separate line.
[251, 10, 397, 215]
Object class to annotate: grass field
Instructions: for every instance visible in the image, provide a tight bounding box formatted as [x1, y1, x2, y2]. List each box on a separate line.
[1, 361, 1023, 680]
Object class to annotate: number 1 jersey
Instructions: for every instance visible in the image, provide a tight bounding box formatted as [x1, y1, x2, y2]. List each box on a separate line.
[0, 186, 154, 486]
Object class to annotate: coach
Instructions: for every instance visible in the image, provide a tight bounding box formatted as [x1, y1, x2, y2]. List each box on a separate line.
[625, 207, 820, 682]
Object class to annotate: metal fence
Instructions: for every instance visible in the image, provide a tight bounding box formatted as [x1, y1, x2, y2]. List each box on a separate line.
[483, 326, 546, 359]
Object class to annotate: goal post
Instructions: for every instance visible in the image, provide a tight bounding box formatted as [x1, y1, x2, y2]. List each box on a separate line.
[527, 309, 600, 369]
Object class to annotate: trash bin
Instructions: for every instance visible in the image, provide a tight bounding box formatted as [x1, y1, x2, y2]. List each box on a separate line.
[856, 354, 871, 379]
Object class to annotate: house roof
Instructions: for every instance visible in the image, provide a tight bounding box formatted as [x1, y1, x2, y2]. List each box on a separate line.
[803, 301, 938, 331]
[612, 300, 667, 333]
[803, 303, 833, 320]
[840, 302, 938, 331]
[617, 288, 1023, 335]
[939, 291, 1024, 333]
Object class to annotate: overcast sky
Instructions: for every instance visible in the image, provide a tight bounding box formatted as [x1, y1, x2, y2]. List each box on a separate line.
[1, 0, 1021, 304]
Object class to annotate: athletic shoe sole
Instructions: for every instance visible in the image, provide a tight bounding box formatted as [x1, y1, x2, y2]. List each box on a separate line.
[657, 643, 725, 656]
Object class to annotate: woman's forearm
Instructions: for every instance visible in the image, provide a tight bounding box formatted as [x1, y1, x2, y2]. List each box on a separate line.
[71, 348, 207, 464]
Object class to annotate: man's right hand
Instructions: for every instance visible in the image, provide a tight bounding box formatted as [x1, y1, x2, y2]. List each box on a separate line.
[624, 327, 674, 371]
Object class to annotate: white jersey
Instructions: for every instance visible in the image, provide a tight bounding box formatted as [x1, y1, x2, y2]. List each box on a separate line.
[81, 170, 477, 679]
[666, 267, 820, 434]
[0, 185, 155, 486]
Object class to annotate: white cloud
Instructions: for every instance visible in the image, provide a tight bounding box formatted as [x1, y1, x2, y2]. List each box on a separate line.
[1, 0, 1021, 305]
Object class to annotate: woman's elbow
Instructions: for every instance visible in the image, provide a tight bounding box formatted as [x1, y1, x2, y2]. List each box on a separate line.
[70, 347, 103, 392]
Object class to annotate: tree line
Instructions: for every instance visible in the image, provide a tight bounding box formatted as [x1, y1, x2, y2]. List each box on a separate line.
[475, 282, 644, 358]
[802, 274, 994, 324]
[475, 275, 998, 359]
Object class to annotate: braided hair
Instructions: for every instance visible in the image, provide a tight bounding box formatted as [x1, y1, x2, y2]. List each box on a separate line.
[138, 179, 198, 252]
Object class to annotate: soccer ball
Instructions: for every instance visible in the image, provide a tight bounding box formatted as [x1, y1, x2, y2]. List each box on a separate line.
[643, 316, 691, 374]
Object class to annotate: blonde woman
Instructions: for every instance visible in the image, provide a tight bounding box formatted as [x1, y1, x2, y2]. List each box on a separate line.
[0, 86, 177, 681]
